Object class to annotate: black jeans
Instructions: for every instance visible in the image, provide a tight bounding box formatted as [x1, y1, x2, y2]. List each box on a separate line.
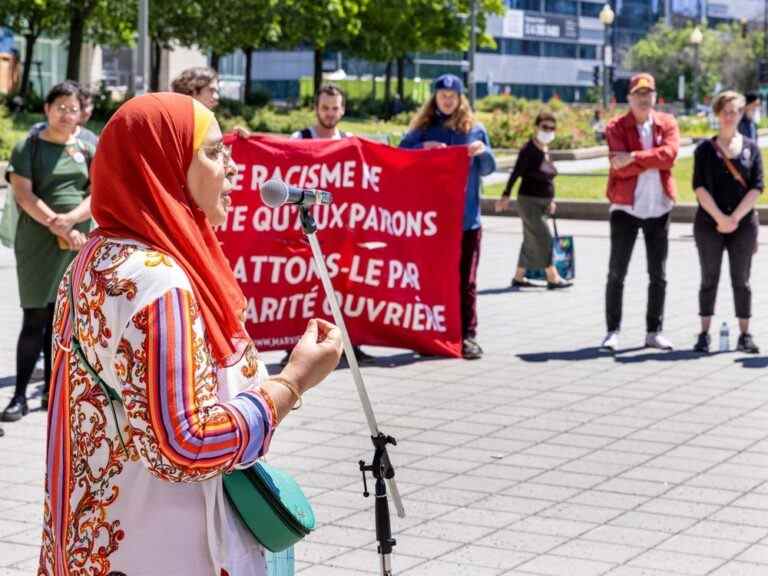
[14, 303, 55, 400]
[694, 209, 757, 319]
[460, 228, 482, 339]
[606, 210, 670, 333]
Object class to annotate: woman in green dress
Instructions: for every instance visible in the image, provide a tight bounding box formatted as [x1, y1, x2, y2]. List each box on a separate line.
[2, 81, 94, 421]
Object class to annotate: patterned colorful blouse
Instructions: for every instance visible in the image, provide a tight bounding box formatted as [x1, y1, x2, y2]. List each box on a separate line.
[39, 237, 277, 576]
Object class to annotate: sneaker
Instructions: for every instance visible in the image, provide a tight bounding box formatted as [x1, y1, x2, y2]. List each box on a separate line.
[462, 338, 483, 360]
[646, 332, 674, 350]
[737, 333, 760, 354]
[693, 332, 710, 353]
[601, 331, 620, 351]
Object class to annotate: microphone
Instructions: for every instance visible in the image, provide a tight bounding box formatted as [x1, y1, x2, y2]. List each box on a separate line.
[260, 179, 333, 208]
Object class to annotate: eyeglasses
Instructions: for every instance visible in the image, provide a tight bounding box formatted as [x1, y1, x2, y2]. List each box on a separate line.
[202, 142, 232, 164]
[539, 124, 556, 132]
[55, 104, 81, 115]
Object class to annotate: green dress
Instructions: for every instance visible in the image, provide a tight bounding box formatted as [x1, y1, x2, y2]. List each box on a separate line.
[7, 135, 94, 308]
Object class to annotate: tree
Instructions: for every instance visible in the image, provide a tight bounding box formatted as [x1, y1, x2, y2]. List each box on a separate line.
[627, 22, 765, 104]
[64, 0, 135, 81]
[1, 0, 67, 100]
[350, 0, 504, 108]
[279, 0, 367, 96]
[193, 0, 282, 102]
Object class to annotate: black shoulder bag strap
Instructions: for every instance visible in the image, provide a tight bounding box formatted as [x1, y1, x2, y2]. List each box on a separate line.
[300, 128, 313, 139]
[66, 277, 128, 452]
[551, 214, 560, 240]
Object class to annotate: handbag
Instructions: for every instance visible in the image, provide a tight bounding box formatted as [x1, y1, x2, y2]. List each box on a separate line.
[0, 134, 40, 249]
[525, 215, 575, 281]
[223, 462, 316, 552]
[66, 275, 315, 553]
[0, 190, 19, 248]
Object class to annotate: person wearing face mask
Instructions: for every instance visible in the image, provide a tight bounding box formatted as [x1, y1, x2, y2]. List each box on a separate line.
[399, 74, 496, 360]
[495, 111, 572, 290]
[601, 73, 680, 353]
[738, 92, 760, 141]
[38, 93, 343, 576]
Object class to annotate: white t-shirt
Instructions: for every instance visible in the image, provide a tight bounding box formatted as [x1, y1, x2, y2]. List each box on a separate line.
[289, 127, 346, 140]
[610, 116, 673, 220]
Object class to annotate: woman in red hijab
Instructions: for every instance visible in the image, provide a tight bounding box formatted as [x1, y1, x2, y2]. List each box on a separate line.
[39, 93, 342, 576]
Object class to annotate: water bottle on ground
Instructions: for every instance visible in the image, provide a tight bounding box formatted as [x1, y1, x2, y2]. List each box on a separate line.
[719, 322, 730, 352]
[267, 547, 295, 576]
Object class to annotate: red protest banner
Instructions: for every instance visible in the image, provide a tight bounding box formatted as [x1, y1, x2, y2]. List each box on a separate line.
[218, 134, 470, 357]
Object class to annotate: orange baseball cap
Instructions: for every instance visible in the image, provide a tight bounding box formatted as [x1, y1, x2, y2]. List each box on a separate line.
[629, 73, 656, 94]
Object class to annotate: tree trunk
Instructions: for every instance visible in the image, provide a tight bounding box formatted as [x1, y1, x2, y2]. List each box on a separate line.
[313, 47, 323, 95]
[210, 51, 220, 72]
[244, 47, 253, 103]
[384, 60, 393, 118]
[20, 32, 39, 100]
[66, 10, 86, 81]
[150, 39, 162, 92]
[396, 56, 405, 101]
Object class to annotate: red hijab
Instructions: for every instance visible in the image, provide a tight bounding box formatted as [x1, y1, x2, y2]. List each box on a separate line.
[91, 93, 248, 365]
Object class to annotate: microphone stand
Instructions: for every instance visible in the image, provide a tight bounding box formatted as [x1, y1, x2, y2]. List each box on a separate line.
[298, 206, 405, 576]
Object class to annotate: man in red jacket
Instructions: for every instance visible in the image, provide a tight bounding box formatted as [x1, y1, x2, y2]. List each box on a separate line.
[601, 73, 680, 352]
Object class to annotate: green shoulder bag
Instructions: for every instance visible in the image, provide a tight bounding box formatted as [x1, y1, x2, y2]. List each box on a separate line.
[223, 462, 316, 552]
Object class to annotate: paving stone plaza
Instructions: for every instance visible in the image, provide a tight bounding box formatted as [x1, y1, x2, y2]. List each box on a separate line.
[2, 216, 768, 575]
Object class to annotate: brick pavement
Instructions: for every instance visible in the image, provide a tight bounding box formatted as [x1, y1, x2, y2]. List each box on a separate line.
[1, 216, 768, 575]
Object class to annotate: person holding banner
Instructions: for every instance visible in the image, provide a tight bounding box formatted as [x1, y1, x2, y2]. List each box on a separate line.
[39, 93, 343, 576]
[283, 83, 377, 367]
[399, 74, 496, 360]
[692, 91, 762, 354]
[601, 73, 679, 353]
[495, 110, 572, 290]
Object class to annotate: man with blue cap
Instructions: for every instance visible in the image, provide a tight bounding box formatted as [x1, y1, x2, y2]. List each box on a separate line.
[399, 73, 496, 359]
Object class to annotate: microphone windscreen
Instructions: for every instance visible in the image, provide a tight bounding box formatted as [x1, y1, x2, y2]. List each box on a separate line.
[261, 179, 289, 208]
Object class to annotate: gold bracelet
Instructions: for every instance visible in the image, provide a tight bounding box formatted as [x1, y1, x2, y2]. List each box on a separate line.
[257, 386, 280, 424]
[271, 376, 303, 411]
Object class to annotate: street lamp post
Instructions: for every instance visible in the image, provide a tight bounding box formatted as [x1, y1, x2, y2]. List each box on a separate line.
[136, 0, 150, 95]
[599, 3, 615, 109]
[690, 26, 703, 112]
[468, 0, 477, 106]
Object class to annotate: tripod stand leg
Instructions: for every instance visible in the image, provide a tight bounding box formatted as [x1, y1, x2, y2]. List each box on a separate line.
[376, 477, 395, 576]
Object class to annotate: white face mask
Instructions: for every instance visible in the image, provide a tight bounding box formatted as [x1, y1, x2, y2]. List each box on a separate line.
[537, 130, 555, 145]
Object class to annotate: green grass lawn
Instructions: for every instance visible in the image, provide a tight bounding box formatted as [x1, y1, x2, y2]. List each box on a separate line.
[484, 150, 768, 205]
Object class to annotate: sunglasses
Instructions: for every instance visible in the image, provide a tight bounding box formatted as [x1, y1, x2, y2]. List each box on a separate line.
[539, 124, 556, 132]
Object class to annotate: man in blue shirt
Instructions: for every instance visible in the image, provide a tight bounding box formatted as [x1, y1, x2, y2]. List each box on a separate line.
[738, 92, 760, 141]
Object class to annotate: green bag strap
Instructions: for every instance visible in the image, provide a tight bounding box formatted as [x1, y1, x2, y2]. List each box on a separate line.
[67, 276, 128, 453]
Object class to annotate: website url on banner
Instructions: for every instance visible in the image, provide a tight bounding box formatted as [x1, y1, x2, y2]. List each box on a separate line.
[253, 336, 301, 347]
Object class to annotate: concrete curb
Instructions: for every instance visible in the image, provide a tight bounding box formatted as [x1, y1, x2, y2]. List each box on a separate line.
[481, 198, 768, 224]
